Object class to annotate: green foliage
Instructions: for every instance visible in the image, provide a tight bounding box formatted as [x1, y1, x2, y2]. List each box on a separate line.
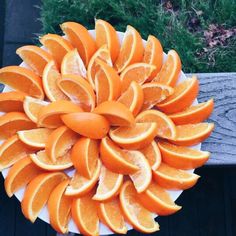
[40, 0, 236, 73]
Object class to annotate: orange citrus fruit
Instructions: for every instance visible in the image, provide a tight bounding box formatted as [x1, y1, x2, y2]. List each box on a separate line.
[0, 66, 44, 99]
[152, 49, 181, 87]
[16, 45, 53, 76]
[115, 25, 144, 73]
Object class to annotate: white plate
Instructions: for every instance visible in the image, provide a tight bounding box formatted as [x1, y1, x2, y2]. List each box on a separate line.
[1, 29, 200, 235]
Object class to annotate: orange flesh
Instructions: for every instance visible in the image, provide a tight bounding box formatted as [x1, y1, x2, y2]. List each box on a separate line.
[118, 86, 134, 108]
[140, 142, 159, 167]
[21, 129, 53, 145]
[28, 102, 45, 120]
[96, 24, 107, 47]
[36, 151, 72, 165]
[87, 140, 99, 174]
[143, 40, 153, 62]
[59, 196, 71, 227]
[176, 123, 210, 138]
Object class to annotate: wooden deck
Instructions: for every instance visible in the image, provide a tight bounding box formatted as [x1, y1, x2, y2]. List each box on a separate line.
[0, 0, 236, 235]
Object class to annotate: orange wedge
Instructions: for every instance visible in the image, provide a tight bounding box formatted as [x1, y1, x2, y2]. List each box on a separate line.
[58, 74, 95, 111]
[61, 112, 110, 139]
[87, 45, 112, 89]
[120, 181, 159, 233]
[4, 157, 43, 197]
[0, 112, 36, 140]
[45, 126, 78, 162]
[61, 48, 86, 77]
[100, 136, 139, 174]
[157, 76, 199, 114]
[158, 141, 210, 169]
[0, 135, 35, 170]
[30, 150, 73, 171]
[16, 45, 53, 76]
[97, 197, 127, 234]
[138, 181, 181, 215]
[152, 49, 181, 87]
[169, 123, 214, 146]
[42, 60, 69, 102]
[37, 100, 83, 128]
[136, 109, 176, 139]
[109, 122, 158, 149]
[120, 63, 156, 92]
[21, 172, 67, 222]
[71, 137, 99, 179]
[65, 159, 101, 197]
[169, 99, 214, 125]
[72, 192, 99, 236]
[93, 101, 135, 126]
[95, 19, 120, 62]
[39, 33, 73, 66]
[0, 66, 44, 99]
[48, 180, 71, 234]
[143, 35, 163, 80]
[115, 25, 144, 73]
[61, 22, 97, 66]
[94, 58, 121, 105]
[117, 81, 144, 116]
[125, 150, 152, 193]
[153, 163, 200, 190]
[140, 141, 161, 170]
[141, 82, 174, 110]
[0, 91, 25, 112]
[93, 165, 123, 201]
[23, 96, 49, 123]
[17, 128, 53, 148]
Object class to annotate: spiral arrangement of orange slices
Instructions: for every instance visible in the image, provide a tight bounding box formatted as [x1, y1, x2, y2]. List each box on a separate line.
[0, 19, 214, 235]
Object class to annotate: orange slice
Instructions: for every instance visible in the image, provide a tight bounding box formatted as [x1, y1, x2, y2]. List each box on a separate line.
[42, 60, 69, 102]
[97, 197, 127, 234]
[61, 112, 110, 139]
[23, 96, 49, 123]
[158, 141, 210, 169]
[0, 135, 35, 170]
[152, 49, 181, 87]
[120, 63, 156, 92]
[48, 180, 71, 234]
[153, 163, 200, 190]
[141, 82, 174, 111]
[38, 100, 83, 128]
[169, 123, 214, 146]
[87, 45, 112, 89]
[117, 81, 144, 116]
[71, 137, 99, 179]
[140, 141, 161, 171]
[16, 45, 53, 76]
[93, 101, 135, 126]
[17, 128, 53, 148]
[143, 35, 163, 80]
[72, 191, 99, 236]
[136, 109, 176, 139]
[115, 25, 144, 73]
[100, 136, 139, 174]
[58, 74, 95, 111]
[169, 99, 214, 125]
[120, 181, 159, 233]
[4, 157, 43, 197]
[45, 126, 78, 162]
[138, 181, 181, 215]
[61, 48, 86, 77]
[0, 66, 44, 99]
[0, 91, 25, 112]
[93, 165, 123, 201]
[39, 33, 73, 66]
[109, 122, 158, 149]
[21, 172, 67, 222]
[65, 159, 101, 197]
[0, 112, 36, 140]
[30, 150, 73, 171]
[61, 22, 97, 66]
[94, 58, 121, 105]
[157, 76, 199, 114]
[95, 19, 120, 62]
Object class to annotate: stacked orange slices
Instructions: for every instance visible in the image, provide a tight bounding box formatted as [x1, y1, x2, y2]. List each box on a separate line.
[0, 19, 214, 235]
